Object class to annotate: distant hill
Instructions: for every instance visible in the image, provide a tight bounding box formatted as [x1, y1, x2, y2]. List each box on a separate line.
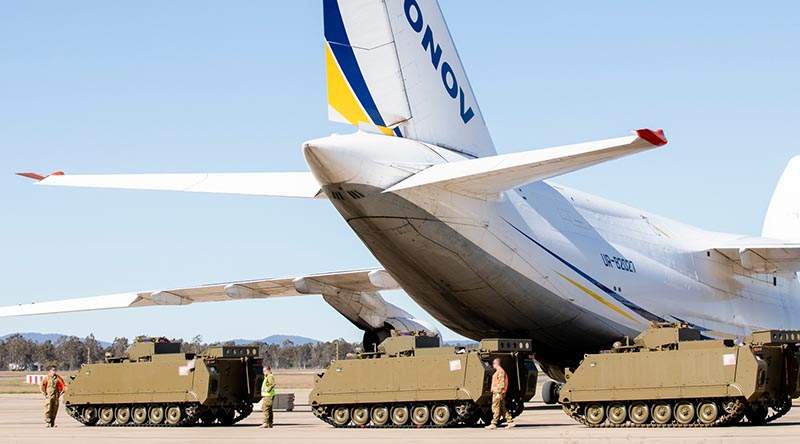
[230, 335, 320, 346]
[2, 333, 480, 347]
[0, 332, 111, 348]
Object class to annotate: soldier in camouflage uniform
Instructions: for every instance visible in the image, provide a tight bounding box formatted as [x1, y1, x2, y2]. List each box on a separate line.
[259, 365, 277, 428]
[40, 366, 66, 428]
[485, 358, 516, 430]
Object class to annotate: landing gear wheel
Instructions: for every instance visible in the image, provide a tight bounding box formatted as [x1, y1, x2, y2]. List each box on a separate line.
[607, 402, 627, 424]
[411, 404, 430, 426]
[585, 403, 605, 425]
[81, 407, 98, 425]
[332, 406, 350, 426]
[352, 406, 370, 426]
[148, 406, 165, 424]
[115, 406, 131, 425]
[431, 404, 451, 426]
[165, 406, 182, 425]
[744, 405, 768, 425]
[132, 406, 148, 425]
[371, 405, 389, 426]
[99, 406, 115, 425]
[674, 401, 695, 424]
[542, 380, 560, 405]
[697, 401, 719, 424]
[629, 402, 649, 424]
[391, 405, 409, 426]
[652, 401, 672, 424]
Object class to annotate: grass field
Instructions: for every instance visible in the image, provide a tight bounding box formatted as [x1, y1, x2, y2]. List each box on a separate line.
[0, 369, 319, 394]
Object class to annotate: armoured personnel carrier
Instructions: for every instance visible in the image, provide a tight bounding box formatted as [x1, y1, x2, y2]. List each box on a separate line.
[559, 323, 800, 427]
[309, 332, 537, 428]
[65, 337, 262, 427]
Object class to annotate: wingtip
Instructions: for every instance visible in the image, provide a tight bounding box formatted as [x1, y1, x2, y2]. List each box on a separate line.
[635, 128, 668, 147]
[16, 171, 64, 182]
[16, 172, 46, 181]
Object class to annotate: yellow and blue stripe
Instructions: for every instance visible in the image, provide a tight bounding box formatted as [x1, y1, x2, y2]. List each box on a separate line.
[505, 220, 667, 324]
[323, 0, 402, 137]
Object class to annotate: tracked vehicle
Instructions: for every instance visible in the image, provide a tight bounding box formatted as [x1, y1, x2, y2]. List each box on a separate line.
[65, 337, 262, 427]
[560, 323, 800, 428]
[310, 332, 537, 428]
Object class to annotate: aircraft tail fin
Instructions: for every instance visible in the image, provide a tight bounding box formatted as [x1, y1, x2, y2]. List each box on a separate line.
[763, 156, 800, 241]
[323, 0, 495, 157]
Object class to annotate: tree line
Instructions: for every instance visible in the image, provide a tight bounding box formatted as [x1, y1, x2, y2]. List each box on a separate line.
[0, 333, 359, 371]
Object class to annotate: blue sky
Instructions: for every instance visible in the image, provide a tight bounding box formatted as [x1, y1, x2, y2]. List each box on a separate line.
[1, 1, 798, 343]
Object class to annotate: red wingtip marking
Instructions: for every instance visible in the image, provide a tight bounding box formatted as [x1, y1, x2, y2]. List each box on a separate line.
[51, 171, 65, 176]
[16, 172, 46, 181]
[635, 128, 668, 147]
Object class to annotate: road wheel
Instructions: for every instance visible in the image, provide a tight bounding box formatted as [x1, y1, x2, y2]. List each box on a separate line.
[675, 401, 695, 424]
[198, 411, 216, 426]
[506, 396, 524, 417]
[629, 402, 649, 424]
[99, 406, 115, 425]
[370, 405, 389, 426]
[411, 404, 430, 426]
[652, 401, 672, 424]
[391, 405, 409, 426]
[744, 404, 768, 424]
[431, 404, 451, 426]
[332, 406, 350, 426]
[115, 406, 131, 424]
[351, 406, 370, 426]
[81, 406, 98, 425]
[132, 406, 148, 425]
[165, 406, 183, 425]
[697, 401, 719, 424]
[216, 408, 235, 426]
[585, 403, 605, 425]
[607, 402, 627, 424]
[148, 405, 165, 424]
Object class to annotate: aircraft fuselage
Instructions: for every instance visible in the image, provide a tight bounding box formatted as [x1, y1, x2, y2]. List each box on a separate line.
[304, 131, 800, 379]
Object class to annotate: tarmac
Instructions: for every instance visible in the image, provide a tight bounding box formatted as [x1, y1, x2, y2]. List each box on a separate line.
[2, 389, 799, 443]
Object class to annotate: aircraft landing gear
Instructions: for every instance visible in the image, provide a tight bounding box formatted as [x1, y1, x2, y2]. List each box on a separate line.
[542, 380, 562, 405]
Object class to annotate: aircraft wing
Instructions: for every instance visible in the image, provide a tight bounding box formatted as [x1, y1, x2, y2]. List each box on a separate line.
[0, 268, 399, 317]
[714, 241, 800, 274]
[385, 129, 667, 198]
[16, 172, 326, 199]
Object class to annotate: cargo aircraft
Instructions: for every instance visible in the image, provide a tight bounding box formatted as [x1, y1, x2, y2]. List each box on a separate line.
[4, 0, 800, 392]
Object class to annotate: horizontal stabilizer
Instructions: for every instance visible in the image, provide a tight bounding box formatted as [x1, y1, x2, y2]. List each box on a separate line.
[385, 129, 667, 198]
[17, 172, 325, 199]
[0, 268, 399, 317]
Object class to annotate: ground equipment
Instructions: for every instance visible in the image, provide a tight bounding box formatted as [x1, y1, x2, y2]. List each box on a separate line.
[64, 337, 262, 427]
[309, 332, 537, 428]
[560, 323, 800, 427]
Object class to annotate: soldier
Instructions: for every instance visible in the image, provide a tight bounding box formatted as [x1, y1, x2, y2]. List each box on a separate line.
[259, 365, 277, 428]
[40, 366, 66, 428]
[485, 358, 516, 430]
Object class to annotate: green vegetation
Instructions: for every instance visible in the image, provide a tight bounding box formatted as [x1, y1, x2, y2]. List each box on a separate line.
[0, 333, 359, 371]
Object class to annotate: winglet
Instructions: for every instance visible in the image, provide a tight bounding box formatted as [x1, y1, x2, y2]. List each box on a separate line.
[16, 171, 64, 182]
[634, 128, 668, 147]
